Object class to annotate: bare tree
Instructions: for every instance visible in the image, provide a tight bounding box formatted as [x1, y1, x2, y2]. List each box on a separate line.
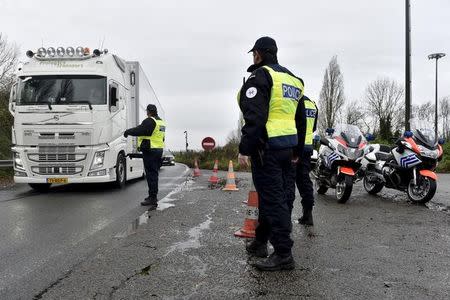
[365, 78, 404, 140]
[416, 101, 434, 123]
[0, 33, 19, 92]
[318, 56, 345, 130]
[0, 33, 18, 158]
[440, 96, 450, 139]
[344, 100, 366, 128]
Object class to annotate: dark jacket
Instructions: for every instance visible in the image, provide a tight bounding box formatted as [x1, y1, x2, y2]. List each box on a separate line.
[124, 115, 161, 150]
[296, 95, 318, 155]
[238, 59, 304, 156]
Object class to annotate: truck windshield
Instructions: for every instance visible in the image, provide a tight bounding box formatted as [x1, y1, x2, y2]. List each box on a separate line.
[17, 75, 106, 105]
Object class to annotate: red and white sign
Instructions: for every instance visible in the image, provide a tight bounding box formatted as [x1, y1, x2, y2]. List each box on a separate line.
[201, 137, 216, 151]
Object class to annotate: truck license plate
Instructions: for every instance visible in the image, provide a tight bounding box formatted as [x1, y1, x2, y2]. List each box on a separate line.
[47, 178, 68, 184]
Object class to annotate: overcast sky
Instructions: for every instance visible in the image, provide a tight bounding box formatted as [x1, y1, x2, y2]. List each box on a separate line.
[1, 0, 449, 150]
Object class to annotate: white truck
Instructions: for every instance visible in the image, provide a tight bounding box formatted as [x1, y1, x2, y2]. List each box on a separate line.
[8, 46, 164, 192]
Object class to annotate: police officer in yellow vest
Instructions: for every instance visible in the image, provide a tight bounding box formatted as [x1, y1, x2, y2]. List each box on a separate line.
[293, 95, 318, 226]
[238, 37, 304, 271]
[124, 104, 165, 210]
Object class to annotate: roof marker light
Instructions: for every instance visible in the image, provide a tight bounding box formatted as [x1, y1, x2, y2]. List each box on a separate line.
[76, 46, 84, 57]
[66, 47, 75, 56]
[37, 47, 47, 57]
[47, 47, 56, 57]
[56, 47, 65, 56]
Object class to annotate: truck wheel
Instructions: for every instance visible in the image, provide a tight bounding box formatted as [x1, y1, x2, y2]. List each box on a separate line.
[115, 153, 126, 188]
[335, 175, 353, 204]
[407, 177, 436, 204]
[29, 183, 52, 193]
[363, 176, 384, 195]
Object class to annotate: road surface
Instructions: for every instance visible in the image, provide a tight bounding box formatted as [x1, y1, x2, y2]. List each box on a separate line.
[0, 163, 189, 299]
[33, 172, 450, 299]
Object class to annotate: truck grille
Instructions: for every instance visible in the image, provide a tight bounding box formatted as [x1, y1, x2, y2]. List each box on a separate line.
[31, 165, 83, 175]
[28, 153, 86, 162]
[38, 146, 76, 153]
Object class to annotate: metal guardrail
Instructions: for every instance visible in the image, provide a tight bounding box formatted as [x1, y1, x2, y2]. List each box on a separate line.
[0, 160, 13, 168]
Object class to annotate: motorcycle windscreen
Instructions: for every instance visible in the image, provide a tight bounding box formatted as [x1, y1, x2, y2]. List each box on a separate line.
[333, 124, 365, 148]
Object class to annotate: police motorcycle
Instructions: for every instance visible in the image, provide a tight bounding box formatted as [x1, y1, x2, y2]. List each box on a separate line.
[361, 120, 444, 204]
[313, 124, 368, 203]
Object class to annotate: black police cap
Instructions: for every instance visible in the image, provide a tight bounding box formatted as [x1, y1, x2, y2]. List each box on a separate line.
[146, 104, 157, 113]
[248, 36, 278, 54]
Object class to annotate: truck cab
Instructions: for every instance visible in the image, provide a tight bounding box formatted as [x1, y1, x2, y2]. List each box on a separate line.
[9, 46, 161, 191]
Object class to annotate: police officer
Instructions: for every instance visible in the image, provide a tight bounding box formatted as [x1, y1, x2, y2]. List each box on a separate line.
[294, 95, 318, 225]
[238, 37, 304, 271]
[124, 104, 166, 210]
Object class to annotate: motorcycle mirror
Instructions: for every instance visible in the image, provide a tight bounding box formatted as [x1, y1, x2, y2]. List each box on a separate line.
[438, 138, 445, 145]
[403, 131, 413, 138]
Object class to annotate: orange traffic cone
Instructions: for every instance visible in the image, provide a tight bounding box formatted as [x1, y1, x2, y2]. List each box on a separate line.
[234, 184, 259, 238]
[208, 159, 219, 184]
[193, 158, 201, 177]
[242, 180, 256, 204]
[222, 160, 238, 191]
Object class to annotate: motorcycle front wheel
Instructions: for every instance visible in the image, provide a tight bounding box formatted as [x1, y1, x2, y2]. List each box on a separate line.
[335, 174, 353, 203]
[407, 177, 437, 204]
[363, 176, 384, 195]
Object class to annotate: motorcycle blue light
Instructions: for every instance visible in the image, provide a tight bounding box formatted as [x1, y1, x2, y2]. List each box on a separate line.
[403, 131, 413, 138]
[438, 138, 445, 145]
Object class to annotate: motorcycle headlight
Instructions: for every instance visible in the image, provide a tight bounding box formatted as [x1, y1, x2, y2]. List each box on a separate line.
[13, 152, 25, 171]
[418, 145, 438, 159]
[91, 151, 105, 170]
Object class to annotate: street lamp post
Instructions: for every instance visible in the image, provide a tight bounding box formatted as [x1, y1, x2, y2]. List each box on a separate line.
[184, 130, 189, 152]
[428, 53, 446, 137]
[405, 0, 412, 131]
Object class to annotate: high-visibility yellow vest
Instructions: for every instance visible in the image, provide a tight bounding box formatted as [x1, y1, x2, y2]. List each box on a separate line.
[304, 98, 317, 147]
[263, 66, 304, 149]
[137, 117, 166, 150]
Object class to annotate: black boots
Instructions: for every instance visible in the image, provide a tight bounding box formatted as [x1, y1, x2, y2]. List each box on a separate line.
[252, 253, 295, 271]
[141, 196, 158, 210]
[299, 208, 313, 226]
[246, 240, 268, 258]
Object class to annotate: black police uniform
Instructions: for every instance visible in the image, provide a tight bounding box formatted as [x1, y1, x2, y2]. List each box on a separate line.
[294, 95, 318, 214]
[239, 58, 303, 258]
[124, 115, 163, 206]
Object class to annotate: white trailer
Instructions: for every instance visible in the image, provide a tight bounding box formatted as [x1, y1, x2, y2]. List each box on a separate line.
[8, 46, 163, 191]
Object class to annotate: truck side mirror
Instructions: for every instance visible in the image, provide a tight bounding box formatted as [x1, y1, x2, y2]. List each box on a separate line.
[9, 83, 17, 113]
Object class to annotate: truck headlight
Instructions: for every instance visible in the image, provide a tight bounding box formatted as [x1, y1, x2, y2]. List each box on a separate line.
[91, 151, 105, 170]
[13, 152, 25, 171]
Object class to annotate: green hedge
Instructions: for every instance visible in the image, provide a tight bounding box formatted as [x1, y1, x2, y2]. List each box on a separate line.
[174, 142, 251, 172]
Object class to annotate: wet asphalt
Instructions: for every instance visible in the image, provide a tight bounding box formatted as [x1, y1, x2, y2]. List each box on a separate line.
[0, 163, 190, 299]
[20, 169, 450, 300]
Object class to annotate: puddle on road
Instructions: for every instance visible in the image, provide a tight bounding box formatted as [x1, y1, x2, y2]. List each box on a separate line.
[158, 178, 195, 211]
[114, 211, 149, 238]
[165, 215, 213, 255]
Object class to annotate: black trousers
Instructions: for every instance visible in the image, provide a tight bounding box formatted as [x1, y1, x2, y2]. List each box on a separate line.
[142, 149, 163, 200]
[295, 151, 314, 211]
[251, 148, 296, 256]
